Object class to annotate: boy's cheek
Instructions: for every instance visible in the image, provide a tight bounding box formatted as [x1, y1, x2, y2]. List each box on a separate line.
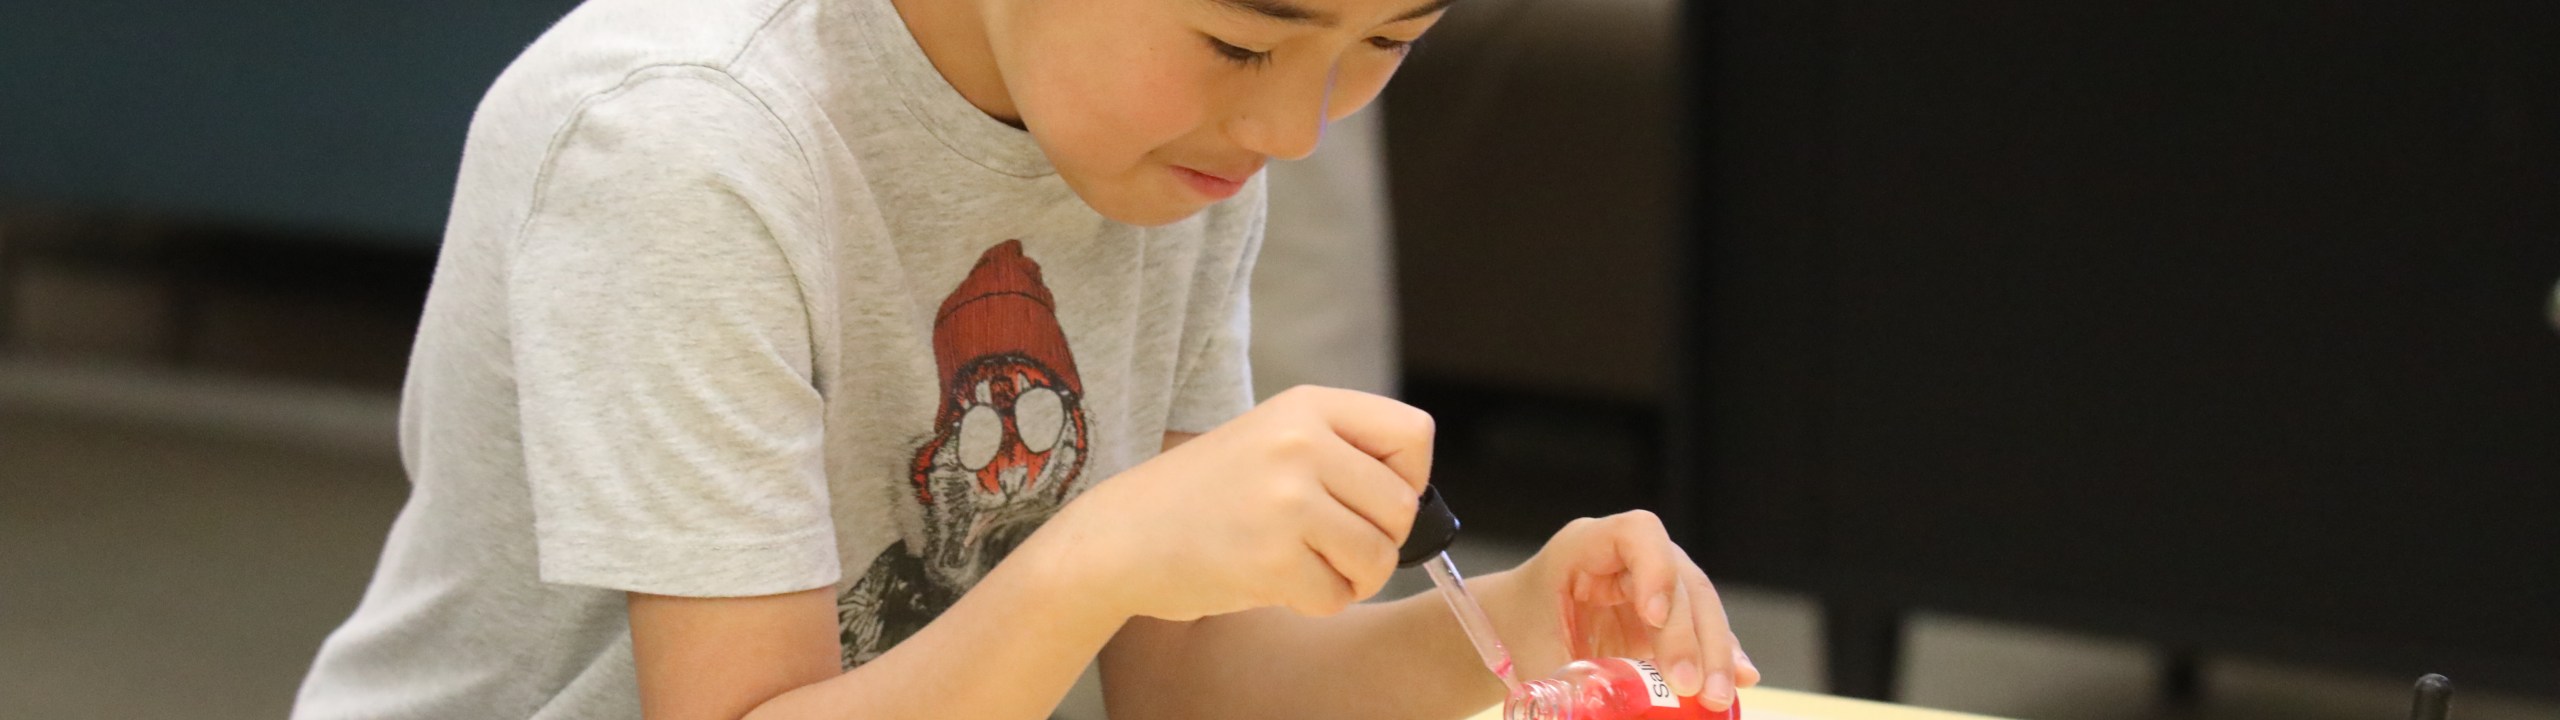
[1327, 58, 1400, 123]
[1084, 54, 1214, 150]
[1023, 9, 1205, 119]
[1079, 75, 1207, 156]
[1017, 46, 1207, 171]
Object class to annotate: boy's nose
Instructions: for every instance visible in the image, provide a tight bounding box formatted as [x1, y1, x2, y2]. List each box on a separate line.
[1233, 113, 1324, 161]
[1230, 69, 1332, 161]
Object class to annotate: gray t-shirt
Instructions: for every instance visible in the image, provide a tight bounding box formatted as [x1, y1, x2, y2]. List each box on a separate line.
[293, 0, 1262, 716]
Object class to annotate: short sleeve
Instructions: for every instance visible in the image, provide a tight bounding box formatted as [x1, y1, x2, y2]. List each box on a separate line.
[510, 70, 838, 597]
[1166, 182, 1267, 433]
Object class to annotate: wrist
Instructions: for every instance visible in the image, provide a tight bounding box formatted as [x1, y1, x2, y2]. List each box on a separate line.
[1005, 503, 1136, 634]
[1474, 562, 1569, 675]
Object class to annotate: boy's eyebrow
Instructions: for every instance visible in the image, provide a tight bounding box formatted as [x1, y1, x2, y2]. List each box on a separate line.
[1203, 0, 1457, 27]
[1207, 0, 1337, 26]
[1389, 0, 1460, 23]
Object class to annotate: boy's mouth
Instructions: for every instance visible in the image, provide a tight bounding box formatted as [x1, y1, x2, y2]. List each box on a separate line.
[1170, 163, 1257, 201]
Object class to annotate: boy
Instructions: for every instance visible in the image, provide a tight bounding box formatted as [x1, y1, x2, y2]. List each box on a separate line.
[295, 0, 1757, 716]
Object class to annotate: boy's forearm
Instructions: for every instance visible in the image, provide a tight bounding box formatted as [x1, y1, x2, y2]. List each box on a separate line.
[745, 529, 1127, 720]
[1102, 569, 1525, 720]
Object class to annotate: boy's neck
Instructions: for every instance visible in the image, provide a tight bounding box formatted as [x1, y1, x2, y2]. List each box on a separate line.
[888, 0, 1025, 128]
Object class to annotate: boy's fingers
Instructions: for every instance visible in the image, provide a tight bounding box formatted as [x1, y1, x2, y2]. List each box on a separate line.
[1281, 540, 1359, 616]
[1315, 436, 1422, 544]
[1546, 513, 1678, 610]
[1595, 512, 1683, 629]
[1600, 602, 1657, 660]
[1292, 386, 1435, 492]
[1588, 514, 1744, 707]
[1569, 511, 1703, 693]
[1733, 641, 1763, 687]
[1675, 567, 1741, 710]
[1652, 573, 1708, 698]
[1299, 488, 1400, 600]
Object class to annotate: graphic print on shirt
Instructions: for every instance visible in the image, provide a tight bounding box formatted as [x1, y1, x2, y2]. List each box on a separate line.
[837, 240, 1093, 668]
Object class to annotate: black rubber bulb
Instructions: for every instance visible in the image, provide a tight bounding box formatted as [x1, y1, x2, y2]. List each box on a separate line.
[1397, 485, 1462, 568]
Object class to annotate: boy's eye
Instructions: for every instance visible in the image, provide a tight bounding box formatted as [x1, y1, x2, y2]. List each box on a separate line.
[1205, 36, 1272, 67]
[1367, 36, 1416, 54]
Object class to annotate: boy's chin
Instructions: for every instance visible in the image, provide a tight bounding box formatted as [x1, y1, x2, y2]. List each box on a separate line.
[1048, 163, 1234, 227]
[1077, 185, 1216, 228]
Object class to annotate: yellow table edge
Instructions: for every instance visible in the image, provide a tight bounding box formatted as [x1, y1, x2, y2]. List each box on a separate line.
[1463, 685, 2014, 720]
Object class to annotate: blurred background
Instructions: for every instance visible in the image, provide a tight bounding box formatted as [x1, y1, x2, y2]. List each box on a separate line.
[4, 1, 2558, 719]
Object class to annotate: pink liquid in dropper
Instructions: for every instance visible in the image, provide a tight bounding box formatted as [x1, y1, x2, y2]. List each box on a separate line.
[1422, 551, 1522, 692]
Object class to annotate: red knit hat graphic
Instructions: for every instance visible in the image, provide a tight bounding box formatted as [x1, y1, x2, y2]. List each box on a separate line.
[933, 240, 1082, 395]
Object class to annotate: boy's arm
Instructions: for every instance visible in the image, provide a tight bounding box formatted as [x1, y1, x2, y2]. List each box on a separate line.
[628, 520, 1125, 720]
[1102, 434, 1758, 720]
[629, 386, 1444, 720]
[1095, 432, 1510, 720]
[1101, 589, 1514, 720]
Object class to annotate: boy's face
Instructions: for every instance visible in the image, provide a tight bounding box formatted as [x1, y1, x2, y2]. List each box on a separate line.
[988, 0, 1451, 226]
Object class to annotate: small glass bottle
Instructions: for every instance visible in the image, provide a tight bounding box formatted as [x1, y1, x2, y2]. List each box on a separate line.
[1503, 658, 1740, 720]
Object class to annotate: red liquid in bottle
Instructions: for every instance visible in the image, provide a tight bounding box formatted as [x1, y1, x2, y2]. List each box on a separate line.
[1503, 658, 1740, 720]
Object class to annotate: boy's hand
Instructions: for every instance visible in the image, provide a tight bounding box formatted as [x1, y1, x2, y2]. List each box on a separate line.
[1495, 511, 1762, 710]
[1048, 385, 1434, 622]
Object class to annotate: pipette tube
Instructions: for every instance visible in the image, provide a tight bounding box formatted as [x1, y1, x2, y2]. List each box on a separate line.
[1423, 550, 1523, 693]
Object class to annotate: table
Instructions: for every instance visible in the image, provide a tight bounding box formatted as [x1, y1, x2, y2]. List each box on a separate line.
[1463, 686, 2005, 720]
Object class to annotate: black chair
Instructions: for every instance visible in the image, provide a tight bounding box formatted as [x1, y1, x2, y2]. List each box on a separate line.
[1675, 0, 2560, 702]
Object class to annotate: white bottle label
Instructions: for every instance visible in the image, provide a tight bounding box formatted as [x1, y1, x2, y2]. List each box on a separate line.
[1627, 659, 1681, 708]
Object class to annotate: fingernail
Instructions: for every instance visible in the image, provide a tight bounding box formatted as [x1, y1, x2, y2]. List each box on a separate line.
[1643, 594, 1671, 627]
[1670, 660, 1705, 698]
[1705, 670, 1737, 710]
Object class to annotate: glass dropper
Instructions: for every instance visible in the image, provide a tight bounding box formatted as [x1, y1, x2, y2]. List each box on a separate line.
[1423, 550, 1524, 693]
[1398, 486, 1523, 693]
